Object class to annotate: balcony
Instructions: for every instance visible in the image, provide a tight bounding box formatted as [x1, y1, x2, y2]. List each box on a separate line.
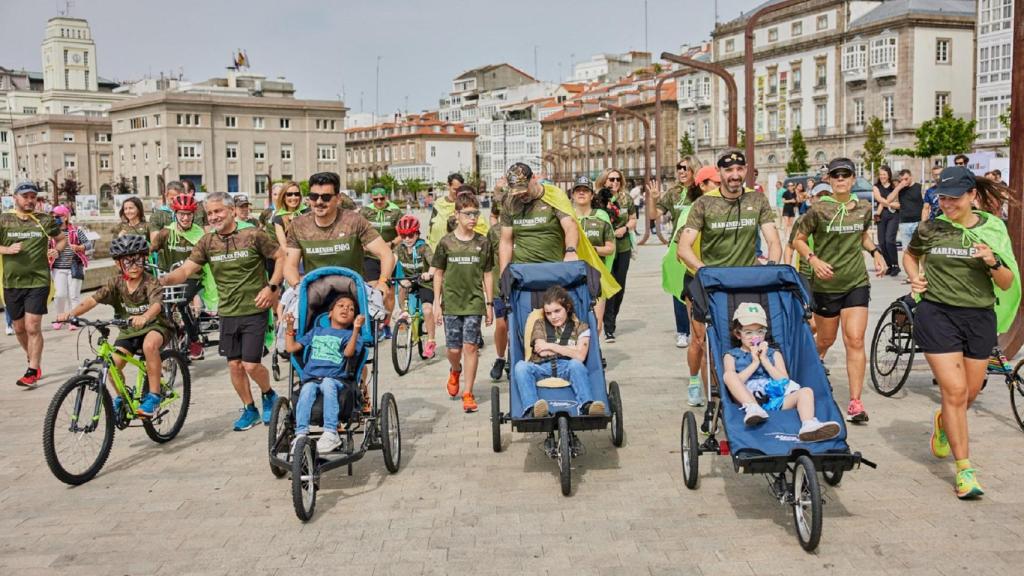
[814, 80, 828, 93]
[680, 98, 697, 111]
[694, 94, 711, 108]
[872, 60, 897, 79]
[846, 122, 866, 134]
[815, 126, 830, 137]
[843, 67, 867, 83]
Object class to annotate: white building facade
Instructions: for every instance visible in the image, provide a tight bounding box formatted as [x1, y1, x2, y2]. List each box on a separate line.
[975, 0, 1014, 148]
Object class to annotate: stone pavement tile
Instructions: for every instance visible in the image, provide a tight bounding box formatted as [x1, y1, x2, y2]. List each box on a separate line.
[696, 560, 755, 576]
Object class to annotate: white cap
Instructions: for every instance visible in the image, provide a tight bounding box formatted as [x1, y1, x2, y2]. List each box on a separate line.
[733, 302, 767, 327]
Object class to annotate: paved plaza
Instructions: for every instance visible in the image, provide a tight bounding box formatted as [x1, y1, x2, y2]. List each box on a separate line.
[1, 244, 1023, 576]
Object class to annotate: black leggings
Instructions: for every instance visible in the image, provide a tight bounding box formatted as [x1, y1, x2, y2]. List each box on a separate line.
[603, 250, 631, 335]
[877, 210, 899, 269]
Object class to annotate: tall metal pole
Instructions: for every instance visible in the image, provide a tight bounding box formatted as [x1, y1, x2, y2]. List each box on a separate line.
[661, 51, 738, 147]
[1000, 0, 1024, 357]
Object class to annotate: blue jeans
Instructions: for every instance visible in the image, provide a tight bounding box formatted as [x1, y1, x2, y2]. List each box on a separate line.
[295, 377, 345, 435]
[673, 296, 690, 335]
[514, 359, 593, 416]
[898, 222, 919, 248]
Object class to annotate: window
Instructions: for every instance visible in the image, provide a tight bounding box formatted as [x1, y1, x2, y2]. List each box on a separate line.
[177, 141, 202, 159]
[768, 72, 778, 95]
[791, 21, 802, 37]
[154, 114, 161, 127]
[156, 142, 162, 160]
[0, 131, 6, 143]
[279, 117, 291, 130]
[816, 14, 828, 30]
[63, 153, 76, 169]
[84, 71, 89, 87]
[176, 114, 200, 126]
[63, 49, 68, 64]
[815, 104, 827, 128]
[99, 154, 110, 169]
[1, 152, 9, 170]
[791, 66, 802, 91]
[936, 39, 950, 64]
[129, 116, 148, 130]
[935, 92, 950, 117]
[702, 120, 710, 140]
[318, 144, 338, 161]
[725, 38, 735, 53]
[853, 99, 864, 125]
[144, 144, 149, 161]
[83, 51, 88, 65]
[255, 175, 269, 196]
[65, 69, 70, 90]
[883, 95, 895, 121]
[430, 145, 437, 158]
[254, 143, 266, 160]
[980, 0, 1013, 35]
[791, 107, 802, 129]
[843, 44, 867, 71]
[315, 119, 337, 131]
[281, 143, 293, 160]
[978, 42, 1013, 84]
[119, 146, 125, 162]
[767, 28, 778, 43]
[977, 94, 1011, 141]
[815, 61, 827, 87]
[768, 110, 779, 135]
[63, 132, 74, 142]
[870, 37, 897, 66]
[226, 142, 238, 159]
[225, 116, 237, 128]
[253, 117, 265, 129]
[23, 106, 36, 114]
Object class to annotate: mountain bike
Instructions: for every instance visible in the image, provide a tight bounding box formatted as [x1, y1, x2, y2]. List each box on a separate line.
[390, 278, 433, 375]
[42, 317, 191, 485]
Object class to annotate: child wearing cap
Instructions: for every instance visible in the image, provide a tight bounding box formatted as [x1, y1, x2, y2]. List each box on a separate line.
[722, 302, 841, 442]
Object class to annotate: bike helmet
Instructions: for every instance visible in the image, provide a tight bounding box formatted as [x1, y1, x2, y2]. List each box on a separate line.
[396, 215, 420, 236]
[170, 193, 198, 213]
[109, 234, 150, 258]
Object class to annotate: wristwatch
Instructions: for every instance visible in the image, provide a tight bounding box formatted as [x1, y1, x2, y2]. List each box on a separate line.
[806, 252, 817, 261]
[268, 283, 280, 293]
[988, 259, 1004, 271]
[564, 246, 577, 254]
[869, 248, 879, 257]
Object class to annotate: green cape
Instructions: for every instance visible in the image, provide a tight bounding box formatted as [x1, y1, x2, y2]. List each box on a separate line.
[540, 183, 621, 299]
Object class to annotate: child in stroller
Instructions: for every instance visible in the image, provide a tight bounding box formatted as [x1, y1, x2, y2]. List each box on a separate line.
[723, 302, 840, 443]
[284, 295, 365, 453]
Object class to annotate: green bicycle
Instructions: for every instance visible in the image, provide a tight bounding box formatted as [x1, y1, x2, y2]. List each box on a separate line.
[42, 317, 191, 485]
[390, 278, 433, 376]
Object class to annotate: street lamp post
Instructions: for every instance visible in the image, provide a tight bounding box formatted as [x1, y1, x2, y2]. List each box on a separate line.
[661, 51, 738, 148]
[599, 100, 663, 245]
[569, 127, 607, 178]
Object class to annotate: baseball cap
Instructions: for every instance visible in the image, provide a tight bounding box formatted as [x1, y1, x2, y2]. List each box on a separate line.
[506, 162, 533, 190]
[934, 166, 977, 198]
[810, 182, 832, 196]
[52, 204, 71, 217]
[14, 181, 40, 195]
[234, 193, 251, 206]
[370, 186, 388, 198]
[733, 302, 768, 327]
[572, 175, 594, 192]
[716, 149, 746, 168]
[827, 158, 856, 176]
[694, 166, 721, 186]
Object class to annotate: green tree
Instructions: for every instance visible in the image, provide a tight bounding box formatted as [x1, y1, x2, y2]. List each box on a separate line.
[56, 177, 81, 206]
[737, 128, 746, 149]
[861, 116, 886, 173]
[889, 106, 977, 162]
[403, 178, 427, 197]
[678, 133, 695, 157]
[786, 127, 809, 174]
[999, 108, 1011, 146]
[112, 176, 134, 195]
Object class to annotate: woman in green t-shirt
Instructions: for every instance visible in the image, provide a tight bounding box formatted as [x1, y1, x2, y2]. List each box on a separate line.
[903, 167, 1016, 500]
[596, 168, 637, 343]
[570, 176, 614, 337]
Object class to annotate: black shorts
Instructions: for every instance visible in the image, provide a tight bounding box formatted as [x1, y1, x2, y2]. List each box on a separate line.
[493, 296, 507, 319]
[681, 272, 696, 303]
[363, 257, 382, 282]
[416, 286, 434, 305]
[3, 286, 49, 321]
[219, 312, 269, 363]
[913, 300, 996, 360]
[782, 205, 796, 218]
[812, 285, 870, 318]
[114, 329, 165, 355]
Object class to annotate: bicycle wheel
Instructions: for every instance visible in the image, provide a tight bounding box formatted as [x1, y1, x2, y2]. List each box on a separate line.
[43, 376, 115, 485]
[143, 350, 191, 443]
[380, 392, 401, 473]
[869, 305, 915, 397]
[391, 319, 413, 376]
[415, 316, 428, 360]
[792, 455, 823, 552]
[1011, 360, 1024, 433]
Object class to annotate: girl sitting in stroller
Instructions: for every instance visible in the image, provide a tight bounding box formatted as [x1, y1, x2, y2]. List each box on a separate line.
[723, 302, 841, 443]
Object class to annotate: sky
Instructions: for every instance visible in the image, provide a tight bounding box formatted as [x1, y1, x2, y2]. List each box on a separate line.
[1, 0, 765, 114]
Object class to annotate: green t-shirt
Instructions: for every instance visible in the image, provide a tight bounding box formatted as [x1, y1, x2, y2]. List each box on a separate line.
[432, 232, 493, 316]
[395, 240, 433, 291]
[683, 191, 775, 267]
[149, 207, 174, 234]
[117, 221, 150, 238]
[795, 197, 872, 293]
[360, 204, 403, 258]
[656, 185, 690, 230]
[188, 226, 279, 317]
[92, 274, 171, 340]
[579, 211, 613, 262]
[500, 195, 570, 264]
[285, 210, 381, 275]
[487, 224, 501, 299]
[152, 226, 203, 279]
[907, 215, 996, 309]
[0, 211, 61, 289]
[787, 214, 813, 279]
[611, 191, 638, 253]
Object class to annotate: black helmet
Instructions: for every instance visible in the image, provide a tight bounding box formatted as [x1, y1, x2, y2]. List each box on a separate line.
[110, 234, 149, 259]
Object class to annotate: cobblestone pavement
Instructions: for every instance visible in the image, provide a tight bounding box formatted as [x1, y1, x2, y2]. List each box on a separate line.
[2, 242, 1023, 576]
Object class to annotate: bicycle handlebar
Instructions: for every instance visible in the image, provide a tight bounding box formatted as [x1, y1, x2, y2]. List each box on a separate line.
[68, 317, 130, 329]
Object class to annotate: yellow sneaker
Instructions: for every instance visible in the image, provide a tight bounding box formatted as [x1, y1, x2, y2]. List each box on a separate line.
[955, 468, 984, 499]
[930, 410, 950, 459]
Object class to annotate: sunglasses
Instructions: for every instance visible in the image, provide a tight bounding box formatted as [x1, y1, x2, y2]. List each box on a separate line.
[830, 171, 853, 180]
[372, 196, 387, 201]
[607, 176, 621, 182]
[459, 210, 481, 218]
[307, 193, 335, 203]
[284, 192, 302, 198]
[676, 164, 690, 172]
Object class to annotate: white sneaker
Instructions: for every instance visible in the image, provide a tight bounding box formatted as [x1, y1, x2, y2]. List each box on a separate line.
[5, 325, 12, 336]
[316, 431, 343, 453]
[743, 403, 769, 425]
[675, 333, 690, 348]
[798, 419, 841, 442]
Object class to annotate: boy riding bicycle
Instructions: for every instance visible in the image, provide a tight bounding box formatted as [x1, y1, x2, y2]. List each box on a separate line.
[57, 234, 172, 417]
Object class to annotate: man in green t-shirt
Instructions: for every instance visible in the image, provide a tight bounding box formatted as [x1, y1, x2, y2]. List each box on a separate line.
[360, 186, 404, 283]
[498, 162, 579, 270]
[0, 181, 66, 387]
[161, 192, 285, 432]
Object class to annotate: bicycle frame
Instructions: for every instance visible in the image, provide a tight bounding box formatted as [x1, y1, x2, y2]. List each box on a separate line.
[79, 339, 152, 419]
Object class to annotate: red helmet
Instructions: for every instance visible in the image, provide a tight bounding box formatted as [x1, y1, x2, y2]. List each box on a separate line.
[170, 193, 198, 213]
[396, 215, 420, 236]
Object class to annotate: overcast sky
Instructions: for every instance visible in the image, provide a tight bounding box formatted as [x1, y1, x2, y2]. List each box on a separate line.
[2, 0, 764, 114]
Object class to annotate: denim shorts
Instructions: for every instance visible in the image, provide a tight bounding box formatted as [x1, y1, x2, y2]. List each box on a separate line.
[443, 315, 483, 349]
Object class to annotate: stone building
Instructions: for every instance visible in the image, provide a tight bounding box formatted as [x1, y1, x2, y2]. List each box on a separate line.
[11, 115, 114, 198]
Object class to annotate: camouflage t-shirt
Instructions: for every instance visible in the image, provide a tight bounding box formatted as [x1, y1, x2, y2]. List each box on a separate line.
[286, 210, 380, 275]
[500, 195, 570, 264]
[578, 213, 613, 253]
[360, 205, 403, 254]
[189, 226, 279, 317]
[610, 191, 638, 253]
[432, 232, 493, 316]
[395, 240, 433, 291]
[152, 227, 203, 279]
[656, 184, 691, 230]
[148, 208, 174, 234]
[92, 274, 172, 340]
[0, 211, 62, 288]
[787, 215, 813, 279]
[487, 224, 501, 299]
[528, 314, 590, 363]
[117, 221, 151, 238]
[795, 198, 872, 293]
[907, 215, 996, 309]
[683, 191, 775, 267]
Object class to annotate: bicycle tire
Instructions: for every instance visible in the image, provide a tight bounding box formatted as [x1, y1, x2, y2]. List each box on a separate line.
[43, 375, 115, 485]
[143, 349, 191, 443]
[391, 319, 413, 376]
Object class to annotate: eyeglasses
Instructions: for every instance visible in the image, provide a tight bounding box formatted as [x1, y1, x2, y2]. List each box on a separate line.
[458, 210, 480, 218]
[399, 232, 418, 238]
[740, 329, 767, 338]
[175, 211, 194, 218]
[830, 171, 853, 180]
[307, 193, 335, 203]
[607, 176, 621, 182]
[676, 164, 690, 172]
[118, 254, 146, 268]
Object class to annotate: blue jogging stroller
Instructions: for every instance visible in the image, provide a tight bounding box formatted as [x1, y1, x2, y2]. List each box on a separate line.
[266, 267, 402, 521]
[491, 262, 624, 496]
[681, 265, 875, 551]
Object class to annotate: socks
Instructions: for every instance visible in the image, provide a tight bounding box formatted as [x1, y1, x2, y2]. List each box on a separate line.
[955, 458, 971, 471]
[689, 375, 700, 387]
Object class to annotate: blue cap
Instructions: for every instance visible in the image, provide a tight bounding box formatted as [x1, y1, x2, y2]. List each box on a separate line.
[934, 166, 976, 198]
[14, 181, 40, 195]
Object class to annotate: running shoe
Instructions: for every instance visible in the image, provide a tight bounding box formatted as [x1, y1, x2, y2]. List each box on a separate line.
[316, 431, 343, 453]
[137, 392, 162, 418]
[16, 368, 40, 387]
[743, 403, 768, 425]
[489, 358, 506, 381]
[798, 418, 841, 442]
[955, 468, 984, 499]
[687, 383, 705, 407]
[188, 341, 205, 361]
[233, 404, 261, 431]
[447, 368, 461, 397]
[423, 340, 437, 359]
[261, 390, 279, 426]
[676, 333, 690, 348]
[52, 322, 63, 331]
[462, 392, 478, 413]
[532, 399, 549, 418]
[931, 409, 950, 459]
[846, 399, 869, 423]
[605, 332, 616, 344]
[112, 395, 123, 416]
[5, 325, 13, 336]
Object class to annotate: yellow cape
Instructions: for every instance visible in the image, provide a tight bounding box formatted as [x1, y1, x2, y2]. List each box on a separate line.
[426, 196, 489, 249]
[540, 183, 621, 299]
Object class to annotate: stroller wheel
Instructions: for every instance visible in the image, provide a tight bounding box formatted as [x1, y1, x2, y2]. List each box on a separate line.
[681, 411, 699, 489]
[380, 392, 402, 473]
[792, 455, 823, 552]
[268, 396, 292, 478]
[822, 468, 843, 487]
[609, 381, 624, 447]
[490, 385, 502, 453]
[291, 435, 317, 522]
[557, 416, 572, 496]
